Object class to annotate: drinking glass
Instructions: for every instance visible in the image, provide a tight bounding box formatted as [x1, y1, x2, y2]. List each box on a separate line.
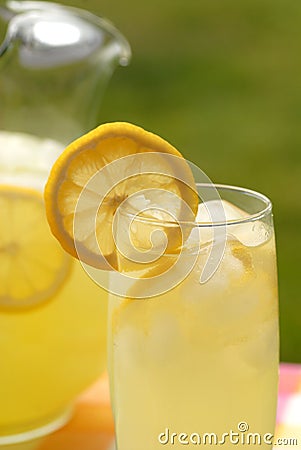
[0, 1, 130, 444]
[108, 183, 279, 450]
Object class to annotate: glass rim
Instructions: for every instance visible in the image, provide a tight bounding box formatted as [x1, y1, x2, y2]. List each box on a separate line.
[118, 183, 273, 228]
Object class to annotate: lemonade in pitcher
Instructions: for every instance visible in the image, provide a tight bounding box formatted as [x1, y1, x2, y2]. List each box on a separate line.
[0, 1, 131, 442]
[0, 131, 107, 441]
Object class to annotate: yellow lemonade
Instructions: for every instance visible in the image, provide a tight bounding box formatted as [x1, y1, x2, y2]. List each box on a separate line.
[0, 131, 107, 440]
[39, 122, 279, 450]
[109, 200, 279, 450]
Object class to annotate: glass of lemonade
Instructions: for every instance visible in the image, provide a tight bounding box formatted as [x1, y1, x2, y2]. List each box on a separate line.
[0, 2, 130, 444]
[109, 183, 279, 450]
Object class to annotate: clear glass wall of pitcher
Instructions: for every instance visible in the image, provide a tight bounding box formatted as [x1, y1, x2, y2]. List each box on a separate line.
[0, 1, 131, 444]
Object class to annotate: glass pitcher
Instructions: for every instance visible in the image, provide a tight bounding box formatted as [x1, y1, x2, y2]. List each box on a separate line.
[0, 0, 131, 444]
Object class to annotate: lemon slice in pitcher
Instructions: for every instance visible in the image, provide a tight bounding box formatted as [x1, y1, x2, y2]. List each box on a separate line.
[0, 186, 71, 310]
[45, 122, 198, 270]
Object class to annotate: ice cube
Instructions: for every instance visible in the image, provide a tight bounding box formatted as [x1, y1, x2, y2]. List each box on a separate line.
[196, 200, 270, 247]
[233, 220, 271, 247]
[191, 199, 239, 246]
[196, 199, 248, 223]
[0, 130, 63, 171]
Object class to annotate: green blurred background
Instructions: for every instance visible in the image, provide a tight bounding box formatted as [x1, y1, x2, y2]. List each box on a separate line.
[1, 0, 301, 361]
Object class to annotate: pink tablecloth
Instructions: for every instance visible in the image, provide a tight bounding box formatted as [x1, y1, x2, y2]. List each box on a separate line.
[275, 363, 301, 448]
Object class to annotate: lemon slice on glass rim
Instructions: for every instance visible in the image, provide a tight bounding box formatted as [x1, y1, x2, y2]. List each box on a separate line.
[0, 185, 71, 310]
[44, 122, 198, 270]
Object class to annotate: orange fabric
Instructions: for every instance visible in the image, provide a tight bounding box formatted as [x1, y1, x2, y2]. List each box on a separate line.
[38, 375, 114, 450]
